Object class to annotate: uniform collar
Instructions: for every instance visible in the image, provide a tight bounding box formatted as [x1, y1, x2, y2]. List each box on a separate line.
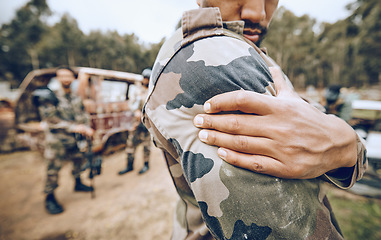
[182, 7, 244, 45]
[182, 8, 267, 54]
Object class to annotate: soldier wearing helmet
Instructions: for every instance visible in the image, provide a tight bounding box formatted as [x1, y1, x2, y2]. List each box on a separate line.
[118, 68, 152, 175]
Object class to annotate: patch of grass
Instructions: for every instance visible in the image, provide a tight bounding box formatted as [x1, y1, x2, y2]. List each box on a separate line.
[327, 188, 381, 240]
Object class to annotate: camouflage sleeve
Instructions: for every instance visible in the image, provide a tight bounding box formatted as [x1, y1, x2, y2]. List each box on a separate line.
[145, 36, 344, 239]
[38, 97, 87, 133]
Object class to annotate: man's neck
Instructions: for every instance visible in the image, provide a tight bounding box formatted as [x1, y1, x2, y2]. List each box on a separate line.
[62, 87, 71, 95]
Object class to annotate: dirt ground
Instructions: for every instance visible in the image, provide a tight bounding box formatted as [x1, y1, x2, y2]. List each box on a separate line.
[0, 145, 178, 240]
[1, 144, 380, 240]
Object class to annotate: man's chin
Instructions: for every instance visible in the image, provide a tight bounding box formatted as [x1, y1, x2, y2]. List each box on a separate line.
[243, 34, 263, 46]
[244, 34, 259, 43]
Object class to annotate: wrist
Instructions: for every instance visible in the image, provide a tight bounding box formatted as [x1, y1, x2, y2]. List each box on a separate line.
[326, 115, 358, 169]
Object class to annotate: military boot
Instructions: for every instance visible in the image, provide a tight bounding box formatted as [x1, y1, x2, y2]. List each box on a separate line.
[138, 161, 149, 174]
[118, 154, 134, 175]
[74, 177, 94, 192]
[45, 192, 64, 214]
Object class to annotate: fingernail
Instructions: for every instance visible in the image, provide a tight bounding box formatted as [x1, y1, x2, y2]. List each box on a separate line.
[204, 102, 211, 113]
[194, 115, 204, 126]
[218, 148, 227, 160]
[199, 130, 208, 142]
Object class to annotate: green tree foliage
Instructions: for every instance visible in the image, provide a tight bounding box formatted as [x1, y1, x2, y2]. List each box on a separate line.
[38, 14, 85, 68]
[263, 1, 381, 89]
[0, 0, 51, 86]
[263, 7, 318, 88]
[0, 0, 161, 88]
[349, 0, 381, 85]
[0, 0, 380, 89]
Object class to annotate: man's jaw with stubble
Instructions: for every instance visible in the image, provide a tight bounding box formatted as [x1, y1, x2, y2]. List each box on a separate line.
[243, 21, 268, 46]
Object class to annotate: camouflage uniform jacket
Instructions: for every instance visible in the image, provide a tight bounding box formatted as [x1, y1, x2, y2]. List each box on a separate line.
[143, 8, 367, 240]
[38, 88, 90, 148]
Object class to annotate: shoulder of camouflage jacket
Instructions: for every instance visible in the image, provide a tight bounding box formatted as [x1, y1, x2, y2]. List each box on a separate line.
[144, 7, 344, 240]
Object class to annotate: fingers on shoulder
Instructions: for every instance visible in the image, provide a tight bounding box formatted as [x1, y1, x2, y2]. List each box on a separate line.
[205, 90, 252, 113]
[219, 149, 300, 178]
[219, 149, 266, 173]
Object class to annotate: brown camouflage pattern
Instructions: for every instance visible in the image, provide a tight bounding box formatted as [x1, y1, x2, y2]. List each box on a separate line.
[143, 7, 366, 240]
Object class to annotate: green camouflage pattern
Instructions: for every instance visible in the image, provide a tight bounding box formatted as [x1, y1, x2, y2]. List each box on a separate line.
[143, 7, 366, 240]
[38, 89, 89, 194]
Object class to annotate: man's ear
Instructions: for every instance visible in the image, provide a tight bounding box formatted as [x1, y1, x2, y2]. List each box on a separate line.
[197, 0, 201, 7]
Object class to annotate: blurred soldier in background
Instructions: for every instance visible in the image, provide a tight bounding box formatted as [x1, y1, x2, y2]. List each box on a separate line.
[118, 68, 152, 175]
[324, 85, 344, 116]
[323, 85, 354, 122]
[34, 66, 94, 214]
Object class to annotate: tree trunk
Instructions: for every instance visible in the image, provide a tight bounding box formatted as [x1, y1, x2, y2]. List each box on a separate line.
[29, 49, 39, 70]
[68, 49, 75, 66]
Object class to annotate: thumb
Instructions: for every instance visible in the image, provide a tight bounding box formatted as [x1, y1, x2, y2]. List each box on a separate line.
[269, 66, 295, 97]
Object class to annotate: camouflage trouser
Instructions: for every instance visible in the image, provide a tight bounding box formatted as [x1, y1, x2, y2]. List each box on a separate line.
[43, 132, 85, 194]
[125, 122, 151, 163]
